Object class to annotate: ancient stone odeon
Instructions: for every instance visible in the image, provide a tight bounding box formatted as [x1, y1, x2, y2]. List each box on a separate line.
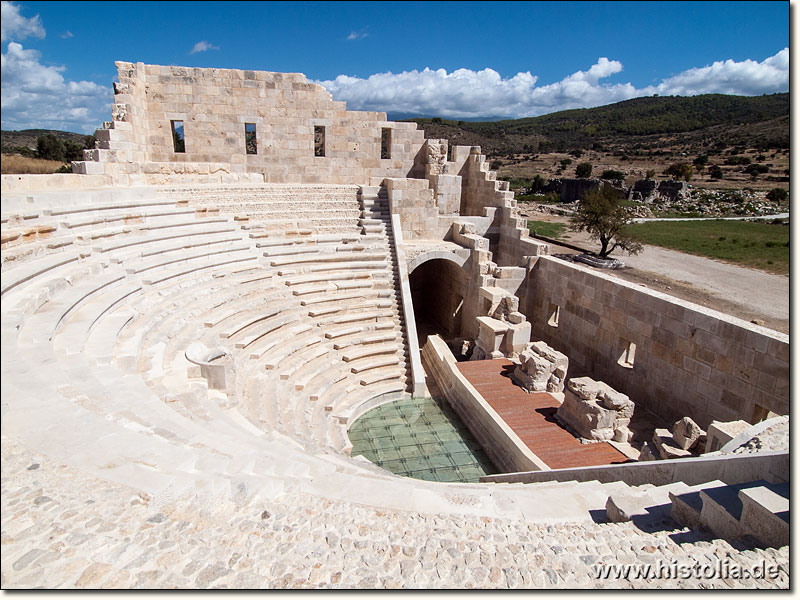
[1, 63, 789, 588]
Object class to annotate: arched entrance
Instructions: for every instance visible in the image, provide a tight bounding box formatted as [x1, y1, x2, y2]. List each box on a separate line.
[408, 256, 468, 347]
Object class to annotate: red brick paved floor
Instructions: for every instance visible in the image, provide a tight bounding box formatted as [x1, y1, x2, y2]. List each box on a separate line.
[456, 359, 630, 469]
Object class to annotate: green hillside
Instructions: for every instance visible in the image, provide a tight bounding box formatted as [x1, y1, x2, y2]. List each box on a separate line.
[406, 93, 789, 155]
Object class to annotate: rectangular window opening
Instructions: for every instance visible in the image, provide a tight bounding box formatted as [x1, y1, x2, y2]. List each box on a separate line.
[381, 128, 392, 159]
[618, 340, 636, 368]
[170, 120, 185, 153]
[314, 126, 326, 157]
[245, 123, 257, 155]
[547, 303, 560, 327]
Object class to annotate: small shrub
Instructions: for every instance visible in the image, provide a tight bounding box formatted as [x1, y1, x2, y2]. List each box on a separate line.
[575, 162, 593, 178]
[601, 169, 624, 180]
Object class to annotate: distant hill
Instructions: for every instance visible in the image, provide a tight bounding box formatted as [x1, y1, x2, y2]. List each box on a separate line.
[2, 129, 91, 151]
[405, 93, 789, 155]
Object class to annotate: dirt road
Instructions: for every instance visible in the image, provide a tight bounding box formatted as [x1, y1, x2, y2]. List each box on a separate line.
[523, 209, 790, 333]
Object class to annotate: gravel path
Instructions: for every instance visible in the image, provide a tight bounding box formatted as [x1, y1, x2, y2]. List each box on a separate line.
[614, 245, 789, 322]
[525, 211, 790, 332]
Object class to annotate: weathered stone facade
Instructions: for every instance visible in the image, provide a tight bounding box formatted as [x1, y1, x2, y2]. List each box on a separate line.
[75, 62, 426, 184]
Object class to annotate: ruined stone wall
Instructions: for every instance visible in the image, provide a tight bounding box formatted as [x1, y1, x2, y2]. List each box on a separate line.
[76, 62, 426, 184]
[524, 256, 789, 428]
[457, 148, 546, 266]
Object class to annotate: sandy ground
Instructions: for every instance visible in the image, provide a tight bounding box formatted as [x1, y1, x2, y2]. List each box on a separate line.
[522, 208, 790, 334]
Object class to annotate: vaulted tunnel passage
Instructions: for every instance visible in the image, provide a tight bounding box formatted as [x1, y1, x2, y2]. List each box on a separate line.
[409, 257, 468, 347]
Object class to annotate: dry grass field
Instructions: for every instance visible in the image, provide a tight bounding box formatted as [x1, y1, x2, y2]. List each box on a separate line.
[1, 154, 69, 174]
[496, 147, 789, 193]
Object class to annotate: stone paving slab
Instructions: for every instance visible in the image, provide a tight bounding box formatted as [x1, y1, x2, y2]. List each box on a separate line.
[1, 435, 788, 589]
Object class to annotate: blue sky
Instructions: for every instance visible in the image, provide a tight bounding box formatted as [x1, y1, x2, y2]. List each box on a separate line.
[1, 1, 790, 133]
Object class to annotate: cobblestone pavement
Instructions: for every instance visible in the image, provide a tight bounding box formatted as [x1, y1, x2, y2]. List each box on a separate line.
[1, 436, 788, 589]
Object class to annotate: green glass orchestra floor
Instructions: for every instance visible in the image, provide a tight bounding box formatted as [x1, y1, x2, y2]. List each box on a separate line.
[348, 396, 498, 483]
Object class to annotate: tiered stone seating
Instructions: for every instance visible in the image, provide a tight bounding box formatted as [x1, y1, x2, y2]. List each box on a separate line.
[2, 182, 670, 541]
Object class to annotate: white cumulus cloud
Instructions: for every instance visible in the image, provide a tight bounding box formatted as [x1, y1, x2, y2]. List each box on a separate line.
[642, 48, 790, 97]
[1, 42, 111, 133]
[316, 50, 789, 119]
[1, 0, 45, 43]
[190, 40, 220, 54]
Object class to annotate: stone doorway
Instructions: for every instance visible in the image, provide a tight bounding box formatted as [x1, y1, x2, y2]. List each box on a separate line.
[409, 258, 468, 347]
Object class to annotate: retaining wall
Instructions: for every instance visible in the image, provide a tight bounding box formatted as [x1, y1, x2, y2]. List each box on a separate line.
[420, 335, 548, 474]
[480, 450, 789, 487]
[524, 256, 789, 428]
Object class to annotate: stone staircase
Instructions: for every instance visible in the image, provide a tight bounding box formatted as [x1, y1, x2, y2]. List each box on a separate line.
[669, 480, 789, 548]
[606, 478, 789, 548]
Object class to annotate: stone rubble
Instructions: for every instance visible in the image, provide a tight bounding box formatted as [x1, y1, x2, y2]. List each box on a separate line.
[555, 377, 634, 443]
[672, 417, 706, 451]
[511, 341, 569, 394]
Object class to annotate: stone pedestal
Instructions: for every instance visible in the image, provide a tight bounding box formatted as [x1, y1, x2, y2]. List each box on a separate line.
[705, 420, 752, 453]
[472, 316, 507, 360]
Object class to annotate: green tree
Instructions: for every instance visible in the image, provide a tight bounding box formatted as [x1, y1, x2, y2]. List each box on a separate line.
[575, 162, 593, 178]
[64, 140, 85, 162]
[645, 169, 656, 179]
[766, 188, 788, 202]
[744, 164, 769, 180]
[665, 162, 693, 181]
[560, 158, 573, 169]
[708, 165, 723, 179]
[36, 134, 66, 161]
[570, 185, 643, 258]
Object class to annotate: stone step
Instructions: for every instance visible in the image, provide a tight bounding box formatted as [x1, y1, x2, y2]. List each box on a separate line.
[698, 480, 788, 544]
[333, 331, 398, 350]
[342, 344, 399, 362]
[350, 356, 400, 374]
[738, 484, 789, 547]
[270, 252, 385, 267]
[669, 479, 726, 531]
[300, 289, 391, 307]
[606, 481, 692, 523]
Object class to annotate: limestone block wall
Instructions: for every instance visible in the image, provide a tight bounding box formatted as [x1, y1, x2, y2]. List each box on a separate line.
[76, 62, 427, 184]
[524, 256, 789, 428]
[384, 178, 440, 240]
